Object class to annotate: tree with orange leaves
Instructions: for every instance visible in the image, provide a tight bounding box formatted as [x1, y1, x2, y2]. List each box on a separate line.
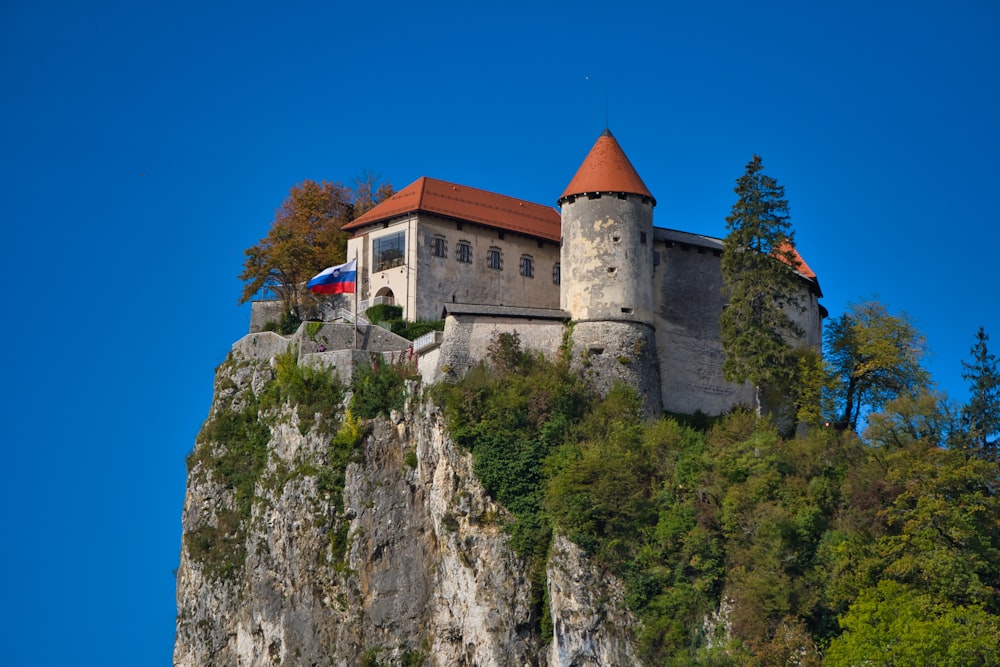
[238, 176, 392, 318]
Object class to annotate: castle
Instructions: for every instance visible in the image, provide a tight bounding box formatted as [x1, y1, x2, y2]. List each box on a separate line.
[250, 130, 825, 417]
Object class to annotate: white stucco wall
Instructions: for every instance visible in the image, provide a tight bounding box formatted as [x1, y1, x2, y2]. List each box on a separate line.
[348, 214, 560, 322]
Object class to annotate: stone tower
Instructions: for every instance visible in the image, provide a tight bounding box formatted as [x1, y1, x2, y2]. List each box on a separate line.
[558, 129, 662, 416]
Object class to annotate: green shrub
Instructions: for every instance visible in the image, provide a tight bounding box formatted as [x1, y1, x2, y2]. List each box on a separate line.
[278, 310, 301, 335]
[395, 319, 444, 341]
[365, 303, 402, 323]
[434, 332, 590, 641]
[350, 352, 418, 419]
[305, 321, 323, 339]
[185, 392, 272, 579]
[262, 351, 345, 435]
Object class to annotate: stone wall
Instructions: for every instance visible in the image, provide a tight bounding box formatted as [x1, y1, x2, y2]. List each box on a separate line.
[296, 323, 411, 356]
[568, 320, 662, 418]
[651, 234, 753, 415]
[436, 307, 567, 381]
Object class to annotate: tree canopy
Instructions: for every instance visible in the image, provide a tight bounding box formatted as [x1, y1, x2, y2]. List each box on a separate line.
[238, 176, 393, 315]
[825, 300, 930, 431]
[434, 332, 1000, 665]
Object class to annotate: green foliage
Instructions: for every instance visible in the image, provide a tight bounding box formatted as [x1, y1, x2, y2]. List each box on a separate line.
[305, 321, 323, 339]
[435, 332, 591, 640]
[826, 580, 1000, 667]
[278, 310, 301, 335]
[365, 303, 403, 323]
[825, 299, 930, 431]
[318, 410, 366, 566]
[185, 392, 271, 579]
[393, 319, 444, 341]
[720, 155, 804, 401]
[189, 392, 271, 520]
[262, 351, 345, 435]
[183, 508, 247, 581]
[350, 352, 418, 419]
[427, 330, 1000, 665]
[961, 326, 1000, 461]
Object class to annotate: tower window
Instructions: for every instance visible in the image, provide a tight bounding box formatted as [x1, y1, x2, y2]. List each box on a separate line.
[456, 240, 472, 263]
[519, 254, 534, 278]
[640, 232, 647, 244]
[431, 235, 447, 258]
[552, 263, 561, 285]
[487, 246, 503, 271]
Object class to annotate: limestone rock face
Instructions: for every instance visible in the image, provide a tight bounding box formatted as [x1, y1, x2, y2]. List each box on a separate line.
[174, 347, 639, 666]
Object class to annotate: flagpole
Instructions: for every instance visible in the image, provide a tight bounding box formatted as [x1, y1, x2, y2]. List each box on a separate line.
[353, 250, 359, 350]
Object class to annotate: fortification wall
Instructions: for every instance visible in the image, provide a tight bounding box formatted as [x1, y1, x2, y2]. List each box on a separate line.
[300, 349, 372, 385]
[652, 240, 750, 415]
[232, 331, 296, 362]
[437, 314, 565, 380]
[248, 301, 285, 334]
[297, 323, 411, 356]
[568, 320, 662, 418]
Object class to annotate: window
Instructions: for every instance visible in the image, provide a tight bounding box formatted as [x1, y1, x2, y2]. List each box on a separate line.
[552, 263, 561, 284]
[373, 231, 406, 272]
[456, 240, 472, 263]
[519, 254, 534, 278]
[487, 246, 503, 270]
[431, 235, 447, 258]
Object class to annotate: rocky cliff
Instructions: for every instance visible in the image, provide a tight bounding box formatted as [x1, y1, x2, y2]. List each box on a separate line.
[174, 342, 638, 666]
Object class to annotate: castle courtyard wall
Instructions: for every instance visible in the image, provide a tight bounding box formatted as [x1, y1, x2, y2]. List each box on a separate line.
[436, 307, 566, 380]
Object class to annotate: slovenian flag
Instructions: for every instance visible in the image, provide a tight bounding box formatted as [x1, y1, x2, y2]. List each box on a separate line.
[307, 259, 357, 294]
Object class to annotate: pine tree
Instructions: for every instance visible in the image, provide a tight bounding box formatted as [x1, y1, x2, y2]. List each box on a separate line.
[720, 155, 804, 412]
[961, 327, 1000, 461]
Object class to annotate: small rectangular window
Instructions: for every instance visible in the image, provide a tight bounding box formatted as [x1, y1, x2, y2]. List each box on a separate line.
[487, 246, 503, 271]
[432, 235, 447, 258]
[456, 241, 472, 263]
[519, 255, 534, 278]
[552, 263, 561, 285]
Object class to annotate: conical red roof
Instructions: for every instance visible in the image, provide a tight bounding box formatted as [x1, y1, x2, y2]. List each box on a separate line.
[559, 129, 655, 205]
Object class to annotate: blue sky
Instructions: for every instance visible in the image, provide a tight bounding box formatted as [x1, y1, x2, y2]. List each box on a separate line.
[1, 1, 997, 664]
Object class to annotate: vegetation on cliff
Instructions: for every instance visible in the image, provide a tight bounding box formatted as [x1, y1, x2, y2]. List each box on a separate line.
[183, 349, 421, 582]
[436, 333, 1000, 665]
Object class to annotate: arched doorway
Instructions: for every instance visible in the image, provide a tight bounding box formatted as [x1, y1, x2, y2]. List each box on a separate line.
[373, 287, 396, 306]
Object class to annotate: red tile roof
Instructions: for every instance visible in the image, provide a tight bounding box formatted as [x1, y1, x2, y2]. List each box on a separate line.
[341, 176, 561, 242]
[559, 129, 655, 204]
[776, 240, 817, 279]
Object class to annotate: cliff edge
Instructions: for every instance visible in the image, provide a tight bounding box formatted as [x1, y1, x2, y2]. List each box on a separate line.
[174, 339, 638, 666]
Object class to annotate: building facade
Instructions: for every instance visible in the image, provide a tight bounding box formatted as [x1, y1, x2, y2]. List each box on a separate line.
[337, 131, 825, 416]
